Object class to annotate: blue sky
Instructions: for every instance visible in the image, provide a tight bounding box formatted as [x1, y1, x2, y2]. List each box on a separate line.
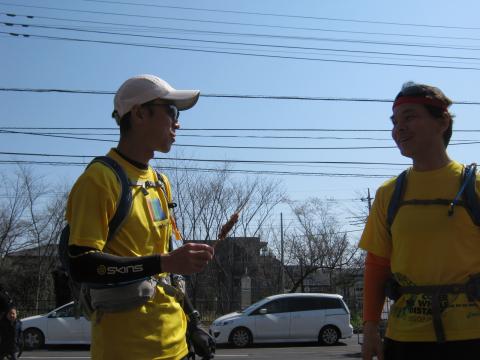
[2, 0, 480, 239]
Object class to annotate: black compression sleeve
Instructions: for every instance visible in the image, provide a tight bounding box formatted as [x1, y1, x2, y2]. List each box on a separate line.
[68, 245, 162, 284]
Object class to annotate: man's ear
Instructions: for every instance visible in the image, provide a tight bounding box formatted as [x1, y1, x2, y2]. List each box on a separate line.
[130, 104, 147, 128]
[131, 105, 143, 120]
[438, 112, 450, 133]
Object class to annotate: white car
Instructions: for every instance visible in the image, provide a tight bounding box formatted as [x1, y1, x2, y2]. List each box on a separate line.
[21, 302, 91, 349]
[209, 293, 353, 348]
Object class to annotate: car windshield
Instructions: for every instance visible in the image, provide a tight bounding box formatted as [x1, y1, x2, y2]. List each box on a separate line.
[239, 298, 269, 313]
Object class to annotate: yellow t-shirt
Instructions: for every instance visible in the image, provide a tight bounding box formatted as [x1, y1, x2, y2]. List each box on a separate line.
[66, 149, 188, 360]
[359, 160, 480, 342]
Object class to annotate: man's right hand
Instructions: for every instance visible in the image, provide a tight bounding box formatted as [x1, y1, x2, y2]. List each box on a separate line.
[162, 243, 214, 275]
[362, 321, 384, 360]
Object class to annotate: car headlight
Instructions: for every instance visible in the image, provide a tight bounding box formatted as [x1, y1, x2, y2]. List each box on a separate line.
[214, 319, 234, 326]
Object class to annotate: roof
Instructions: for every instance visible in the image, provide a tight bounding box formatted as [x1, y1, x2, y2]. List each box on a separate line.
[6, 244, 57, 258]
[266, 292, 343, 301]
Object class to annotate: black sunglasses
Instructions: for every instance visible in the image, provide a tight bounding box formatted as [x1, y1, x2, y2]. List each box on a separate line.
[146, 102, 179, 121]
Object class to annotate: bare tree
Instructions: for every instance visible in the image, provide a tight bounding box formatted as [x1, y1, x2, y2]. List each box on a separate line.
[166, 164, 231, 242]
[164, 163, 285, 243]
[282, 197, 361, 293]
[0, 172, 30, 267]
[0, 166, 67, 312]
[161, 162, 285, 310]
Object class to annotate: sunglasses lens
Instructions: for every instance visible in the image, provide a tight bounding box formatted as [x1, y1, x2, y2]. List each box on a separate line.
[169, 105, 179, 120]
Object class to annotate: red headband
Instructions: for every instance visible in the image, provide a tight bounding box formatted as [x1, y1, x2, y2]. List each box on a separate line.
[392, 96, 447, 111]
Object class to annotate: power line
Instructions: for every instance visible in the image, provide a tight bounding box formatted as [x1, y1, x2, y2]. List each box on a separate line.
[1, 88, 480, 106]
[7, 21, 480, 56]
[0, 128, 398, 140]
[5, 1, 480, 31]
[1, 128, 396, 149]
[0, 150, 410, 166]
[2, 127, 480, 133]
[1, 129, 479, 149]
[6, 16, 480, 64]
[1, 130, 476, 142]
[4, 30, 480, 71]
[6, 11, 480, 44]
[0, 159, 394, 178]
[0, 128, 417, 141]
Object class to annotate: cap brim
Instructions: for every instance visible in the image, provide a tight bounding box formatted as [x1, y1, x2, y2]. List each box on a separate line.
[164, 90, 200, 111]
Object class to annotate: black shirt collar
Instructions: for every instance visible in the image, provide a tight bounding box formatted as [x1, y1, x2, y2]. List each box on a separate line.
[113, 148, 148, 170]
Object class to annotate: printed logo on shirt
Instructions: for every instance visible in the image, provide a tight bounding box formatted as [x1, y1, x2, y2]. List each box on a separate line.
[147, 197, 167, 222]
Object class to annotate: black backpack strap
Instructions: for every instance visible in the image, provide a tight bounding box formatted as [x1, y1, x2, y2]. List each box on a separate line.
[461, 163, 480, 225]
[154, 170, 177, 209]
[88, 156, 132, 242]
[154, 170, 183, 243]
[387, 170, 408, 233]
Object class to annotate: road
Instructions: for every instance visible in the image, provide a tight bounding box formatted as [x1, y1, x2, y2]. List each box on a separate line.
[19, 337, 362, 359]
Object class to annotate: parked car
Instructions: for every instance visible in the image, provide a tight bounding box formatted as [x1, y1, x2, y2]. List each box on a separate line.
[21, 302, 90, 349]
[209, 293, 353, 348]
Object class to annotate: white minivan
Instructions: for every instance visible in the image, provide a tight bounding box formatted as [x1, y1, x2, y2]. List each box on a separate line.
[209, 293, 353, 347]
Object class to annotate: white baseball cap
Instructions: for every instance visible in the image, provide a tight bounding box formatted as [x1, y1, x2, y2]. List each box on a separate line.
[113, 74, 200, 122]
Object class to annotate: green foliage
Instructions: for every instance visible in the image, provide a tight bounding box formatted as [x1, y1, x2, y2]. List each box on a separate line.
[0, 257, 56, 316]
[350, 311, 363, 332]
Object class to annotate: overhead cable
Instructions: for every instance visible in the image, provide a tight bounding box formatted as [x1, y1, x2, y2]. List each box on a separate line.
[1, 130, 479, 142]
[6, 20, 480, 62]
[2, 127, 480, 133]
[4, 11, 480, 44]
[3, 1, 480, 31]
[0, 150, 410, 166]
[3, 30, 480, 71]
[0, 159, 394, 178]
[6, 21, 480, 54]
[1, 88, 480, 105]
[1, 129, 479, 149]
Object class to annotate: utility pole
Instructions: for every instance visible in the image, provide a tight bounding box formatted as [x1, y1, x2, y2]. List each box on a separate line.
[280, 212, 284, 294]
[361, 188, 373, 212]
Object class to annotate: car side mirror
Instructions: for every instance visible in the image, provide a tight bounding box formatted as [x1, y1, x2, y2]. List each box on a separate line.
[48, 311, 57, 318]
[259, 308, 267, 315]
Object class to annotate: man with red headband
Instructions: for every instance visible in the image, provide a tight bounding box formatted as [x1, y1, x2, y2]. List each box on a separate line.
[359, 82, 480, 359]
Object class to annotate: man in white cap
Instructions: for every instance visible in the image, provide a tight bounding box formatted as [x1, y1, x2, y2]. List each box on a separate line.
[65, 75, 214, 359]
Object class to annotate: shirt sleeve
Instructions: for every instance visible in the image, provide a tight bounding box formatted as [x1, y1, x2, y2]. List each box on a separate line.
[363, 252, 391, 322]
[66, 163, 120, 250]
[358, 181, 394, 259]
[68, 246, 162, 283]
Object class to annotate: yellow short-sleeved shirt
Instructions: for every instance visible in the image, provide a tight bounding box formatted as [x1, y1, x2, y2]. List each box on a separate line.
[66, 149, 188, 360]
[359, 160, 480, 342]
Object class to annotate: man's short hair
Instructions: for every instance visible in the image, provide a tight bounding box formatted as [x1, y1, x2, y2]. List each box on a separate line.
[114, 100, 157, 137]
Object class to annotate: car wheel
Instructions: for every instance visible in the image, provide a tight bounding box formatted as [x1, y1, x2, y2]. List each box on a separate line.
[23, 328, 45, 350]
[229, 327, 252, 348]
[319, 325, 339, 346]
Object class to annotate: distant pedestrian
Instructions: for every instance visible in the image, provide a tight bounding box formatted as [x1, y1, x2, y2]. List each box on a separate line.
[0, 286, 13, 319]
[360, 82, 480, 360]
[0, 306, 22, 360]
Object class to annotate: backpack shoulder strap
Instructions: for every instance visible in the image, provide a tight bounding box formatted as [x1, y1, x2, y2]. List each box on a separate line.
[88, 156, 133, 242]
[462, 163, 480, 226]
[59, 156, 132, 269]
[387, 170, 408, 233]
[155, 171, 175, 208]
[154, 170, 182, 242]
